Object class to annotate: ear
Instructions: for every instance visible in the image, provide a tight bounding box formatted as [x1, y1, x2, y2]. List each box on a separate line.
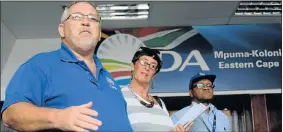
[189, 89, 193, 97]
[130, 63, 134, 71]
[58, 24, 65, 38]
[99, 30, 101, 41]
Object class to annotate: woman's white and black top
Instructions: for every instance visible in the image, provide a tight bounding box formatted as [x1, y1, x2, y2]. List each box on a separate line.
[121, 85, 174, 131]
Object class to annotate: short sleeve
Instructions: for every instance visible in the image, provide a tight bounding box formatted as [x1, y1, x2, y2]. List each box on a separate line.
[1, 62, 48, 113]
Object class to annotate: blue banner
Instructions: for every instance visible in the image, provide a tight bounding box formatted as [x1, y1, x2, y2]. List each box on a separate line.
[97, 24, 282, 93]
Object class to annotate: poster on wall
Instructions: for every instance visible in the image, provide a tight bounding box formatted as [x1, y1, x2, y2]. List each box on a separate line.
[95, 24, 282, 93]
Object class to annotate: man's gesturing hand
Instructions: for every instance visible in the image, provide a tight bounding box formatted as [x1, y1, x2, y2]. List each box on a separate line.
[53, 102, 102, 131]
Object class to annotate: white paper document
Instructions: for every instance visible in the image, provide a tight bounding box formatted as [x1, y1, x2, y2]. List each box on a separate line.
[171, 103, 209, 127]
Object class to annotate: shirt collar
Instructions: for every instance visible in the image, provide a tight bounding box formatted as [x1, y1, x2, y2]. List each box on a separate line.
[58, 42, 105, 72]
[208, 103, 216, 114]
[192, 101, 216, 114]
[94, 55, 104, 72]
[59, 42, 79, 63]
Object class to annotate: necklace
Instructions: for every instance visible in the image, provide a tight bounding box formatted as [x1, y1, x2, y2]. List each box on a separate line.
[128, 85, 154, 108]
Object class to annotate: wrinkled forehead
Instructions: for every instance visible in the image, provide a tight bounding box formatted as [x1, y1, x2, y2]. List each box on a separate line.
[139, 55, 158, 64]
[69, 2, 98, 14]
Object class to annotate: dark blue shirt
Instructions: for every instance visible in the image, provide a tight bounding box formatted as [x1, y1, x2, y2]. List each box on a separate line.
[1, 43, 133, 131]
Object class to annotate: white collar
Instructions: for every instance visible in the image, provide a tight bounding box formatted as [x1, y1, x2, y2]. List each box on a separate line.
[192, 101, 216, 114]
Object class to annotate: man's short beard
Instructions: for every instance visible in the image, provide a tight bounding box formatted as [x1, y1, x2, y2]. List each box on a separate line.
[197, 99, 212, 103]
[79, 39, 95, 48]
[194, 97, 213, 104]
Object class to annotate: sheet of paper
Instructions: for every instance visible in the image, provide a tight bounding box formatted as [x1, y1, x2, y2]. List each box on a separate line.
[171, 103, 209, 127]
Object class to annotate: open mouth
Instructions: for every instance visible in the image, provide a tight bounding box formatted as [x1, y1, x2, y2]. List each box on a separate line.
[80, 30, 91, 35]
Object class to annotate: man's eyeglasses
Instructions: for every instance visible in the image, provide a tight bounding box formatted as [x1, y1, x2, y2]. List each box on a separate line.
[138, 59, 158, 71]
[66, 12, 101, 23]
[193, 83, 215, 89]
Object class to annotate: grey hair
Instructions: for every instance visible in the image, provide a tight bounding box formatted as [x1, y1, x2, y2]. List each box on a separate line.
[60, 1, 96, 24]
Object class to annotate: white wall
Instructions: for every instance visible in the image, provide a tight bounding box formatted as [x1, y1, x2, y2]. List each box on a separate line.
[1, 38, 61, 100]
[1, 21, 16, 73]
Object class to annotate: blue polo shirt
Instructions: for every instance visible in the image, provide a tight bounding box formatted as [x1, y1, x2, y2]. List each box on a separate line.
[1, 43, 133, 131]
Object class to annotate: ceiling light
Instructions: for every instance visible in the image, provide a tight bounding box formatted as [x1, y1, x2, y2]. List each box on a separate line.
[235, 1, 282, 16]
[101, 15, 148, 20]
[62, 3, 150, 20]
[96, 3, 149, 20]
[97, 4, 149, 10]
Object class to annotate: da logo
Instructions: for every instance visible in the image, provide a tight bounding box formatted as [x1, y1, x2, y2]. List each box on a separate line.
[97, 34, 146, 86]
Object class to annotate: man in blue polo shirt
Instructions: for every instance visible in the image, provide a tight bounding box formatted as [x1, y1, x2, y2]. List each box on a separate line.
[1, 1, 132, 132]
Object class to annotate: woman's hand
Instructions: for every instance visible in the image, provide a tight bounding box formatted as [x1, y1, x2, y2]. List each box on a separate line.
[173, 122, 193, 132]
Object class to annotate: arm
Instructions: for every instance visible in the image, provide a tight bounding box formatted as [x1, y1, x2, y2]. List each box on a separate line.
[224, 113, 230, 131]
[2, 102, 58, 131]
[2, 61, 101, 131]
[173, 122, 193, 132]
[2, 102, 102, 131]
[1, 62, 53, 131]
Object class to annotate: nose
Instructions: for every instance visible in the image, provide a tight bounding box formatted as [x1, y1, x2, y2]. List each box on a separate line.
[203, 87, 210, 90]
[81, 17, 90, 26]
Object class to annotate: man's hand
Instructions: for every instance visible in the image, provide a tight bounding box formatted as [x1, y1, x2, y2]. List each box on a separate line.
[173, 122, 193, 132]
[53, 102, 102, 131]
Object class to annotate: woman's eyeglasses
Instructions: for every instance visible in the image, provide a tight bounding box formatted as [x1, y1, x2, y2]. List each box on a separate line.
[138, 59, 158, 71]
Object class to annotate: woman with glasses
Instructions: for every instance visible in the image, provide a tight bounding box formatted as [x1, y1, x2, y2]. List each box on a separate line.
[121, 47, 192, 132]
